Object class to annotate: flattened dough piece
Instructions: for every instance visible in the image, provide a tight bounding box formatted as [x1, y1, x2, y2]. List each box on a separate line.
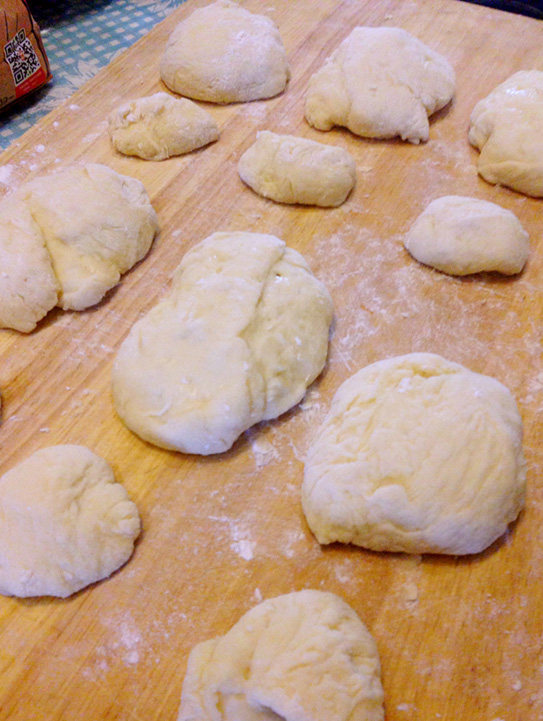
[404, 195, 529, 275]
[305, 27, 455, 144]
[108, 92, 219, 160]
[178, 590, 384, 721]
[469, 70, 543, 196]
[20, 163, 159, 310]
[238, 131, 356, 206]
[112, 232, 333, 455]
[0, 196, 59, 332]
[0, 445, 141, 598]
[160, 0, 290, 104]
[302, 353, 526, 555]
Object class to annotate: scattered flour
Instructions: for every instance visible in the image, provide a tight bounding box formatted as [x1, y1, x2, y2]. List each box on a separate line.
[209, 515, 256, 561]
[280, 528, 305, 559]
[99, 612, 142, 668]
[248, 433, 281, 469]
[0, 164, 14, 187]
[240, 103, 269, 122]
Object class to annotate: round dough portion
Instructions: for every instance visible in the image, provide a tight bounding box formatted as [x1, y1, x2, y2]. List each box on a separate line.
[20, 163, 159, 311]
[160, 0, 290, 104]
[0, 445, 141, 598]
[302, 353, 526, 555]
[305, 27, 455, 144]
[178, 590, 384, 721]
[0, 196, 59, 332]
[108, 92, 219, 160]
[469, 70, 543, 197]
[238, 131, 356, 207]
[112, 232, 333, 455]
[404, 195, 529, 275]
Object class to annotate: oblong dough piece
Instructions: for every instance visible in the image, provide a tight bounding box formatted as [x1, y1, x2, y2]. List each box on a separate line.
[160, 0, 290, 104]
[112, 232, 333, 455]
[404, 195, 529, 275]
[178, 590, 384, 721]
[20, 163, 159, 311]
[108, 92, 219, 160]
[305, 27, 455, 144]
[302, 353, 526, 555]
[0, 196, 59, 332]
[238, 131, 356, 206]
[469, 70, 543, 197]
[0, 445, 141, 598]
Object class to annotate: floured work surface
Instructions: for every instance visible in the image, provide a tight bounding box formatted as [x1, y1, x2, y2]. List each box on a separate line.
[0, 1, 542, 719]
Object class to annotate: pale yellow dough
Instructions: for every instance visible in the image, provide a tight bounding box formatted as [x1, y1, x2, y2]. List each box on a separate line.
[112, 232, 333, 455]
[0, 197, 59, 332]
[305, 27, 455, 143]
[0, 163, 158, 331]
[0, 445, 140, 598]
[20, 163, 158, 311]
[302, 353, 526, 555]
[404, 195, 529, 276]
[109, 92, 219, 160]
[178, 590, 384, 721]
[238, 131, 356, 206]
[160, 0, 290, 104]
[469, 70, 543, 197]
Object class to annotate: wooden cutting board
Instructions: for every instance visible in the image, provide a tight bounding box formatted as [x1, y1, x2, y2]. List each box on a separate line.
[1, 1, 542, 719]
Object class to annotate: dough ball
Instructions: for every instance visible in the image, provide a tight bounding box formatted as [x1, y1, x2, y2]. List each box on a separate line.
[0, 196, 59, 332]
[404, 195, 529, 275]
[238, 131, 356, 207]
[112, 232, 333, 455]
[160, 0, 290, 104]
[108, 92, 219, 160]
[302, 353, 526, 555]
[178, 590, 384, 721]
[0, 445, 141, 598]
[305, 27, 455, 144]
[20, 163, 159, 311]
[469, 70, 543, 197]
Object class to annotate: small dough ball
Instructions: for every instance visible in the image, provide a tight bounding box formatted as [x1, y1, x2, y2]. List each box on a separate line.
[112, 232, 333, 455]
[108, 92, 219, 160]
[0, 445, 141, 598]
[305, 27, 455, 144]
[0, 196, 59, 332]
[160, 0, 290, 104]
[20, 163, 159, 311]
[238, 131, 356, 207]
[404, 195, 529, 275]
[469, 70, 543, 197]
[178, 590, 384, 721]
[302, 353, 526, 555]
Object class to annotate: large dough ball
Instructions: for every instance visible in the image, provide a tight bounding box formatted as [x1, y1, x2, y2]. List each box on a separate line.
[19, 163, 158, 311]
[108, 92, 219, 160]
[112, 232, 333, 455]
[0, 164, 158, 330]
[302, 353, 526, 555]
[0, 197, 59, 332]
[469, 70, 543, 197]
[238, 131, 356, 207]
[0, 445, 141, 598]
[404, 195, 529, 275]
[305, 27, 455, 144]
[178, 590, 384, 721]
[160, 0, 290, 104]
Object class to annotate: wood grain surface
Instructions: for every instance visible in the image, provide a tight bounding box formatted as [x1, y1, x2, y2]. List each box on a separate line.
[1, 1, 542, 719]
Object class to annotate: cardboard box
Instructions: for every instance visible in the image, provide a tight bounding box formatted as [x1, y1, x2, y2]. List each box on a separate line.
[1, 0, 52, 112]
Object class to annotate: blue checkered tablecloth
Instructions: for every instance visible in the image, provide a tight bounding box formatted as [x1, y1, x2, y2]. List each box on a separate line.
[0, 0, 186, 151]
